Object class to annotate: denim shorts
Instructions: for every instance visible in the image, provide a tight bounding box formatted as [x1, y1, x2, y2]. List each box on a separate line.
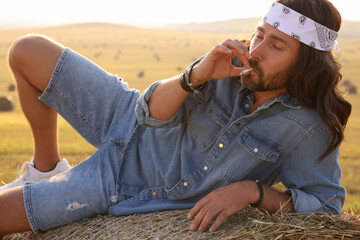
[23, 48, 140, 233]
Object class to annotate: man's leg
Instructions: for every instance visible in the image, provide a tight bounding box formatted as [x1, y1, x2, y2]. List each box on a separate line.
[0, 187, 31, 236]
[8, 34, 64, 171]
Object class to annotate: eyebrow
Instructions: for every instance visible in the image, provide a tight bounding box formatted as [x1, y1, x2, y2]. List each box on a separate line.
[257, 26, 291, 47]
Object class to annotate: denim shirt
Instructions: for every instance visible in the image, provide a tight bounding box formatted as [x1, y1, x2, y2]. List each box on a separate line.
[109, 77, 345, 216]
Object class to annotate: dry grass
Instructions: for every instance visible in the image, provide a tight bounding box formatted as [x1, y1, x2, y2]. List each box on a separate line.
[4, 207, 360, 240]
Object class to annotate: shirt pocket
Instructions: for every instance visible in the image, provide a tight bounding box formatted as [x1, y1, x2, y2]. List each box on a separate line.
[221, 128, 283, 184]
[188, 96, 232, 148]
[237, 127, 282, 162]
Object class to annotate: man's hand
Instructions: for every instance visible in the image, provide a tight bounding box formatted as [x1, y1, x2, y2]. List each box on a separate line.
[187, 181, 258, 233]
[190, 39, 251, 87]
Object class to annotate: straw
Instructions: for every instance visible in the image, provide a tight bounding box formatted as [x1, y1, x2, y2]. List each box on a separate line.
[4, 207, 360, 240]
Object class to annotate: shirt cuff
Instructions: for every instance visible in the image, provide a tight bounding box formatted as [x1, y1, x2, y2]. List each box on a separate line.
[286, 188, 323, 213]
[135, 81, 183, 128]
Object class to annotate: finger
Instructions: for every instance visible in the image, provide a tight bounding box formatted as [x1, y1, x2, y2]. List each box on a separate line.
[228, 65, 251, 77]
[198, 207, 221, 233]
[209, 211, 229, 232]
[237, 53, 251, 69]
[189, 199, 218, 231]
[221, 39, 249, 59]
[189, 206, 208, 231]
[221, 40, 251, 69]
[212, 44, 233, 55]
[188, 196, 211, 220]
[234, 39, 250, 58]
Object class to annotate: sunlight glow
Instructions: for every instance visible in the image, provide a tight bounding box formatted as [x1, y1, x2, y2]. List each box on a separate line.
[0, 0, 358, 29]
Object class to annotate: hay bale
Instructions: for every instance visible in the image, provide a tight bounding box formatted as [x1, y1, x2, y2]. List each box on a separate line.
[341, 79, 352, 87]
[8, 84, 16, 92]
[3, 207, 360, 240]
[340, 80, 357, 95]
[0, 96, 15, 112]
[137, 70, 145, 78]
[348, 85, 357, 95]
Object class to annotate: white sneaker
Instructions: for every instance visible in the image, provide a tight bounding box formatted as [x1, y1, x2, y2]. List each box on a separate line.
[0, 159, 71, 192]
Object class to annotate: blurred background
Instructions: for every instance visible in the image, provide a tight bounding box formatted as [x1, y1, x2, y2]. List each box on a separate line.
[0, 0, 359, 211]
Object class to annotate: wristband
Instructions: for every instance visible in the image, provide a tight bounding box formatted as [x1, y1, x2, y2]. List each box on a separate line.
[250, 180, 264, 208]
[179, 73, 193, 93]
[179, 57, 207, 94]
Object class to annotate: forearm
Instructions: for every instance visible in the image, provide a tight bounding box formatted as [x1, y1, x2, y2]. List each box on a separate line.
[148, 75, 190, 120]
[188, 180, 294, 233]
[255, 182, 295, 214]
[148, 38, 251, 121]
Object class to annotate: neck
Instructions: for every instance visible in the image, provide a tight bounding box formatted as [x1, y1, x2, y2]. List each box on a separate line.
[248, 88, 287, 114]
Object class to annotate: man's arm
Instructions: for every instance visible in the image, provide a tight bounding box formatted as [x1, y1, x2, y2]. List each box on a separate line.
[187, 180, 294, 233]
[148, 75, 191, 121]
[148, 39, 251, 121]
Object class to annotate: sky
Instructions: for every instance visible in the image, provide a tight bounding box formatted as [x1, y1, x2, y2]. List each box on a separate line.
[0, 0, 358, 29]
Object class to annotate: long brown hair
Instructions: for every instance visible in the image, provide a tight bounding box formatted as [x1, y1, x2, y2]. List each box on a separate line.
[278, 0, 352, 158]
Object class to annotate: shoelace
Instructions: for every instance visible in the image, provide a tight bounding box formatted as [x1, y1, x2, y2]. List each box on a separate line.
[16, 161, 31, 180]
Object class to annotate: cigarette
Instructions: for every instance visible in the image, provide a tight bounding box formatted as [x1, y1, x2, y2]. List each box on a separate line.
[240, 68, 253, 76]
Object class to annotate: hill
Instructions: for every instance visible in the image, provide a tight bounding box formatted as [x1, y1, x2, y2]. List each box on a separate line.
[165, 18, 360, 37]
[165, 18, 261, 36]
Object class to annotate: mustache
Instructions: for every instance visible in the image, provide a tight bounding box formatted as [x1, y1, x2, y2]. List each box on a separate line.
[249, 58, 260, 72]
[248, 58, 264, 78]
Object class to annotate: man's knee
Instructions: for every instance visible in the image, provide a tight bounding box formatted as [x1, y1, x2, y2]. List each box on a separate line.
[8, 35, 64, 90]
[8, 34, 61, 70]
[9, 35, 46, 67]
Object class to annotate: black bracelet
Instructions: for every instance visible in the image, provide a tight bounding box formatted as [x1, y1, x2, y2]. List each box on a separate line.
[179, 73, 193, 92]
[179, 57, 207, 94]
[250, 180, 264, 208]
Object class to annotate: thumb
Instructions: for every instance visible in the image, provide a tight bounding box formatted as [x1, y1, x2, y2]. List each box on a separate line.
[230, 66, 249, 77]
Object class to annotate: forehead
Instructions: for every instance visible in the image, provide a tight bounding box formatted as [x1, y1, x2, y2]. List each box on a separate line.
[257, 21, 300, 48]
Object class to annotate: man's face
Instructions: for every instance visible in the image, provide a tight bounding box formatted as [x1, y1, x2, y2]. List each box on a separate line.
[241, 22, 301, 92]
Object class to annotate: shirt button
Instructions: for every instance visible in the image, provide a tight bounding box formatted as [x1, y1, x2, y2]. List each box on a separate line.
[254, 148, 259, 153]
[219, 143, 224, 148]
[152, 191, 157, 196]
[204, 166, 208, 171]
[183, 182, 188, 187]
[245, 104, 250, 108]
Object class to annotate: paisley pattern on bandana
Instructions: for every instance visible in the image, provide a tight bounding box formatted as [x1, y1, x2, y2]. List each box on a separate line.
[314, 22, 338, 51]
[264, 1, 339, 51]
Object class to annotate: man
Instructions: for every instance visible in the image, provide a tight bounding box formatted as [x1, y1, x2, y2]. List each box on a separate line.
[0, 0, 351, 236]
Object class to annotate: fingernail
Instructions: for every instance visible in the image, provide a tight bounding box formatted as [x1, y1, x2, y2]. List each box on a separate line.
[198, 227, 204, 233]
[209, 227, 215, 232]
[187, 213, 191, 219]
[190, 224, 196, 231]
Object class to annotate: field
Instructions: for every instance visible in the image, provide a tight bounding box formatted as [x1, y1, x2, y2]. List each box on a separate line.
[0, 22, 359, 211]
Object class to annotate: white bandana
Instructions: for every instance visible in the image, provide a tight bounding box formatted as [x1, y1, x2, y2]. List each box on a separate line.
[264, 2, 339, 51]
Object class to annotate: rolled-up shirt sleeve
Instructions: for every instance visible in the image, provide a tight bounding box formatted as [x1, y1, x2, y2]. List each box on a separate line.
[279, 125, 345, 214]
[135, 81, 186, 128]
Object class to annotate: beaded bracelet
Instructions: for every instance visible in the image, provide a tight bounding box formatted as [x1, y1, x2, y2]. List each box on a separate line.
[250, 180, 264, 208]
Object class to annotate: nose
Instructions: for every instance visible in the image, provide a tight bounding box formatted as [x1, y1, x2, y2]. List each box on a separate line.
[249, 41, 265, 62]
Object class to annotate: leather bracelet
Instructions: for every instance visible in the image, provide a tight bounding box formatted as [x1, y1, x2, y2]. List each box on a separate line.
[179, 73, 193, 92]
[179, 57, 207, 94]
[250, 180, 264, 208]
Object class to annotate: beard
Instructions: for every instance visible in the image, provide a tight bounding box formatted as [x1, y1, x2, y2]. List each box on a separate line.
[241, 59, 293, 92]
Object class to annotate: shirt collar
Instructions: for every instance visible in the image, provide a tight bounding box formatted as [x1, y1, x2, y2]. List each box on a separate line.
[239, 85, 302, 109]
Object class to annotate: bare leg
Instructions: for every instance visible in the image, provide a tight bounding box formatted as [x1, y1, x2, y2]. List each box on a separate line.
[8, 35, 64, 171]
[0, 187, 31, 235]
